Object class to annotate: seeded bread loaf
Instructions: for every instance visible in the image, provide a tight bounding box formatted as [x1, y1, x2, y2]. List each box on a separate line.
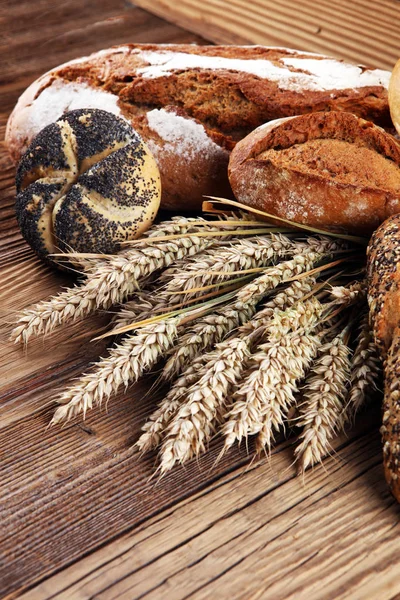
[6, 44, 391, 211]
[228, 111, 400, 235]
[367, 214, 400, 502]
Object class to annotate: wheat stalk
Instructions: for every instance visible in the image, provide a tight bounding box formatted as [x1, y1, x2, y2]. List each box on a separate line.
[294, 332, 352, 471]
[344, 312, 381, 422]
[330, 280, 367, 305]
[11, 218, 219, 344]
[222, 298, 323, 452]
[236, 236, 342, 304]
[159, 337, 250, 473]
[239, 277, 317, 337]
[161, 300, 255, 381]
[136, 364, 200, 453]
[161, 234, 295, 303]
[51, 316, 182, 424]
[112, 294, 170, 331]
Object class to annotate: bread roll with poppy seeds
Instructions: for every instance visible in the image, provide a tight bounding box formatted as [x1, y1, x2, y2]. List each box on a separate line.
[228, 111, 400, 235]
[15, 108, 161, 264]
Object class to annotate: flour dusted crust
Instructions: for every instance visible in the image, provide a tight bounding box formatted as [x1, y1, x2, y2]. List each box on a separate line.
[6, 43, 391, 211]
[228, 112, 400, 235]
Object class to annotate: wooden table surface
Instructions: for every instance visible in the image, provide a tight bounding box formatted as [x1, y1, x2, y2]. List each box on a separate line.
[1, 1, 400, 599]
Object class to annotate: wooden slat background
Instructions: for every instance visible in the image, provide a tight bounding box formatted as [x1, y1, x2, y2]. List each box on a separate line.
[132, 0, 400, 70]
[1, 1, 400, 599]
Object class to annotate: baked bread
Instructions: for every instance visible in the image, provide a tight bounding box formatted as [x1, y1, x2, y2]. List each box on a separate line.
[367, 214, 400, 502]
[389, 59, 400, 136]
[6, 44, 391, 211]
[228, 111, 400, 235]
[16, 108, 161, 263]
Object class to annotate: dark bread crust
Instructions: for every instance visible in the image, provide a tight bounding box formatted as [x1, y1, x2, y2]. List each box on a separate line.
[229, 112, 400, 235]
[367, 215, 400, 503]
[56, 44, 391, 134]
[6, 44, 391, 212]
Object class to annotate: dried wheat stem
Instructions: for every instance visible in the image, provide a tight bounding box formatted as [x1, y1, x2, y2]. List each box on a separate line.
[11, 219, 217, 344]
[295, 333, 352, 471]
[222, 298, 323, 452]
[344, 312, 381, 422]
[159, 338, 250, 473]
[51, 316, 182, 424]
[161, 234, 295, 303]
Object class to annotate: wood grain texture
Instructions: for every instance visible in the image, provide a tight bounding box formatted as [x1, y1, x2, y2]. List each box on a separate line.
[1, 1, 400, 599]
[131, 0, 400, 70]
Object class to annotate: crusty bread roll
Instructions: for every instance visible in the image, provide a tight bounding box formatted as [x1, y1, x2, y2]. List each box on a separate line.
[228, 111, 400, 235]
[16, 109, 161, 263]
[6, 44, 391, 212]
[389, 58, 400, 136]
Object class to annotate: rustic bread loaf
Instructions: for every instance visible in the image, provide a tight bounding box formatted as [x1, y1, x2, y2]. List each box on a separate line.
[367, 214, 400, 503]
[389, 58, 400, 136]
[16, 109, 161, 264]
[6, 44, 391, 211]
[228, 111, 400, 235]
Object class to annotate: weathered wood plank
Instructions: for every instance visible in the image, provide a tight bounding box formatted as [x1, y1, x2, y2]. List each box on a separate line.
[0, 1, 396, 599]
[18, 411, 400, 600]
[131, 0, 400, 70]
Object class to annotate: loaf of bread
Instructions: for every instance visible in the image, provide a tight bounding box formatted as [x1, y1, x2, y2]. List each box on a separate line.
[367, 214, 400, 502]
[6, 44, 391, 211]
[389, 58, 400, 136]
[16, 109, 161, 263]
[228, 111, 400, 235]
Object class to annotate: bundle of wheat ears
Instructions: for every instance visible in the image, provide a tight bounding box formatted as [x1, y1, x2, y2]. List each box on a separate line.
[11, 198, 381, 475]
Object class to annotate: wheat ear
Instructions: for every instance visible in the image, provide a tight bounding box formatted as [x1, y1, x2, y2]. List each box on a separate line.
[161, 234, 295, 303]
[236, 237, 340, 305]
[162, 301, 256, 382]
[222, 298, 323, 452]
[136, 364, 200, 453]
[330, 280, 367, 305]
[294, 333, 352, 471]
[51, 316, 182, 424]
[159, 337, 250, 473]
[239, 277, 317, 337]
[11, 219, 216, 344]
[344, 312, 381, 422]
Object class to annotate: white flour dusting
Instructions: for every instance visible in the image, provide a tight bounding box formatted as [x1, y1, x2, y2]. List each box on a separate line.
[146, 108, 223, 161]
[282, 57, 390, 91]
[135, 50, 390, 92]
[12, 80, 122, 146]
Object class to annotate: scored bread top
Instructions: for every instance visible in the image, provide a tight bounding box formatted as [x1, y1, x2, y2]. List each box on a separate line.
[6, 43, 391, 162]
[228, 111, 400, 235]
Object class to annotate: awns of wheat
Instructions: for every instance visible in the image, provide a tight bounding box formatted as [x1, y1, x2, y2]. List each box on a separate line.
[11, 201, 381, 475]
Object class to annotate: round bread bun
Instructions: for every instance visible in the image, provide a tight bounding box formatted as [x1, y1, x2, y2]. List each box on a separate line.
[228, 111, 400, 235]
[389, 59, 400, 136]
[15, 108, 161, 264]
